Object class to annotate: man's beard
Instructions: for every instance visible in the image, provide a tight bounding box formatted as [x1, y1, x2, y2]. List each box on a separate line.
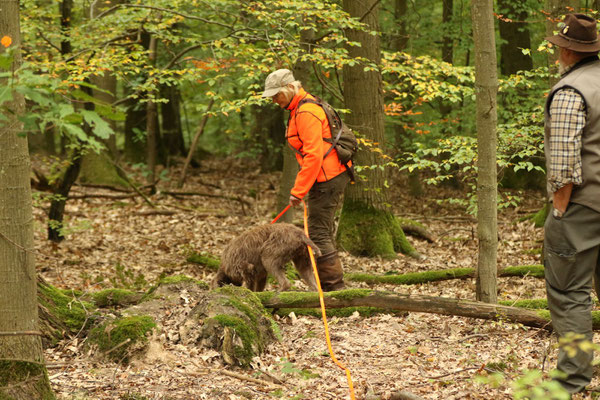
[558, 61, 568, 75]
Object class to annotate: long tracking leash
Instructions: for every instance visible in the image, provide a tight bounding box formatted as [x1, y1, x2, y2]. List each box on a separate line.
[271, 202, 356, 400]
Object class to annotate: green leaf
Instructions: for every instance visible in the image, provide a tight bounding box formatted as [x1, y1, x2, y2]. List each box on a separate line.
[80, 110, 114, 139]
[0, 87, 13, 106]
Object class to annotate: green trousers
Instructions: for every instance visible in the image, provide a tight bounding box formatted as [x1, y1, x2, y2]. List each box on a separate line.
[306, 171, 349, 255]
[544, 202, 600, 394]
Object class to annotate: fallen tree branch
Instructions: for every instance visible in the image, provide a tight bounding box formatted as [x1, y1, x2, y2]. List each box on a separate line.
[189, 360, 283, 388]
[347, 265, 544, 286]
[258, 290, 557, 331]
[160, 190, 251, 206]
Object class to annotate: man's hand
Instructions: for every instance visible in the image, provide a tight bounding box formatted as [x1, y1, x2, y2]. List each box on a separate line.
[553, 183, 573, 213]
[289, 195, 302, 207]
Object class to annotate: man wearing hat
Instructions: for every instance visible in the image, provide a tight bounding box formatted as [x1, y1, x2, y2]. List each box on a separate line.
[261, 69, 351, 292]
[544, 13, 600, 393]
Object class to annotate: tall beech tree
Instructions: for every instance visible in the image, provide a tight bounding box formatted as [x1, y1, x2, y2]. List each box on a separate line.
[472, 0, 499, 303]
[0, 1, 55, 398]
[338, 0, 419, 259]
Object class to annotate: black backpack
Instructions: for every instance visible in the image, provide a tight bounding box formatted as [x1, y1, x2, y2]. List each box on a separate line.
[295, 96, 358, 181]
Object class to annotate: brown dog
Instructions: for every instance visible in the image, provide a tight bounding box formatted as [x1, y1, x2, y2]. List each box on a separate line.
[211, 223, 321, 292]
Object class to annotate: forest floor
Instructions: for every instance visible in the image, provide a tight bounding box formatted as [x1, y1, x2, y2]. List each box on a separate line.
[32, 156, 598, 400]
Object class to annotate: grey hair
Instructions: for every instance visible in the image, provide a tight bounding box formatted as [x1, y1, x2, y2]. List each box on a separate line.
[280, 80, 302, 98]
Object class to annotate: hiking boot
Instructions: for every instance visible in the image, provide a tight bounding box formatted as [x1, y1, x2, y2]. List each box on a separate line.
[316, 251, 345, 292]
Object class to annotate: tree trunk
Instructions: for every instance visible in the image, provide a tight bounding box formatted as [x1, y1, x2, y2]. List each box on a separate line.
[498, 0, 533, 75]
[392, 0, 408, 52]
[160, 83, 185, 162]
[0, 2, 55, 398]
[252, 105, 285, 172]
[258, 291, 555, 331]
[442, 0, 454, 64]
[146, 36, 158, 189]
[339, 0, 418, 258]
[124, 96, 147, 163]
[472, 0, 499, 303]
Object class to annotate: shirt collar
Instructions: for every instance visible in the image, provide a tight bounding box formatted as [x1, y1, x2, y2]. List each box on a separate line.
[561, 55, 600, 77]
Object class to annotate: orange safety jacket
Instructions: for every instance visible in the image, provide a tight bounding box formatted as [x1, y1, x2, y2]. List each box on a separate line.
[286, 88, 351, 200]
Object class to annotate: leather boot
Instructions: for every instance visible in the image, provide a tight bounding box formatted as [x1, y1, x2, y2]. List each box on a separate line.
[316, 251, 345, 292]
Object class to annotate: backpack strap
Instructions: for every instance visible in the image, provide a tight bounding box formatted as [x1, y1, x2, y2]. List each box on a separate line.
[296, 97, 341, 160]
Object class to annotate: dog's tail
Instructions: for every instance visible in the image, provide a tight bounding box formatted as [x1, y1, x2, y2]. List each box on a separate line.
[301, 234, 322, 258]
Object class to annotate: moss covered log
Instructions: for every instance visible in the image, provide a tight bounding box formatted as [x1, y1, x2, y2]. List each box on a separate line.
[347, 265, 544, 285]
[0, 361, 55, 400]
[337, 199, 420, 259]
[186, 252, 220, 271]
[258, 289, 561, 330]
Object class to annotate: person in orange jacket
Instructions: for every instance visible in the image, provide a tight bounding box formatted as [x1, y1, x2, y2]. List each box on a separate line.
[262, 68, 351, 291]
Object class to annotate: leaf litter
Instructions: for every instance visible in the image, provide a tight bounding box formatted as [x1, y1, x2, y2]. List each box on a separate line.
[32, 157, 598, 399]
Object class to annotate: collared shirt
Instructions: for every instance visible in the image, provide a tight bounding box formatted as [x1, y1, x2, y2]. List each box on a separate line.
[547, 87, 585, 192]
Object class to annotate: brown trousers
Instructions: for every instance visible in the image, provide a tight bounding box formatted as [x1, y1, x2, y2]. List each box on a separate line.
[306, 171, 350, 255]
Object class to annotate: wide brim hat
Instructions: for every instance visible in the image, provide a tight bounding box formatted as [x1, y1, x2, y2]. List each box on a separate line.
[261, 69, 295, 98]
[546, 13, 600, 52]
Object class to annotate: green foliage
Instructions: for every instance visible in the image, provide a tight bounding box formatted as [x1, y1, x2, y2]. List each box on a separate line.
[475, 369, 570, 400]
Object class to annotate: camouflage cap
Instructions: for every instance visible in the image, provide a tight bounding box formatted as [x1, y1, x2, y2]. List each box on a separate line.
[261, 69, 295, 98]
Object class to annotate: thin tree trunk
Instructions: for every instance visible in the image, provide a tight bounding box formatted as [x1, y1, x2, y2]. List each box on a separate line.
[339, 0, 418, 258]
[472, 0, 499, 303]
[0, 2, 55, 398]
[178, 98, 215, 188]
[146, 36, 158, 189]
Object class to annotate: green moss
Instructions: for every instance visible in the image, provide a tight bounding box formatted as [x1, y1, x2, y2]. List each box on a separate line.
[0, 361, 55, 400]
[186, 252, 220, 271]
[501, 265, 544, 278]
[209, 314, 259, 364]
[337, 199, 418, 258]
[531, 204, 550, 228]
[499, 299, 548, 309]
[536, 310, 551, 321]
[91, 289, 142, 308]
[215, 286, 282, 342]
[327, 288, 372, 301]
[347, 268, 474, 285]
[38, 280, 96, 334]
[88, 315, 156, 363]
[274, 307, 401, 318]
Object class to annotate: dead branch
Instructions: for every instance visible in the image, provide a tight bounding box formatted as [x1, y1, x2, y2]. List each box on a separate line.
[260, 290, 556, 331]
[160, 190, 251, 206]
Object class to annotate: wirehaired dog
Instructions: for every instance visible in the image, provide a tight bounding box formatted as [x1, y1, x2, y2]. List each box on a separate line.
[211, 223, 321, 292]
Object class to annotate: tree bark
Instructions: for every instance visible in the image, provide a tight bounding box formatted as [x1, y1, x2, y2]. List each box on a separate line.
[259, 291, 556, 331]
[498, 0, 533, 75]
[0, 2, 55, 397]
[442, 0, 454, 64]
[160, 83, 185, 161]
[146, 36, 159, 189]
[472, 0, 499, 303]
[339, 0, 418, 258]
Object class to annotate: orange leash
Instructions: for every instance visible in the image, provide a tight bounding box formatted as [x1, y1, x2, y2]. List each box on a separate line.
[270, 203, 356, 400]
